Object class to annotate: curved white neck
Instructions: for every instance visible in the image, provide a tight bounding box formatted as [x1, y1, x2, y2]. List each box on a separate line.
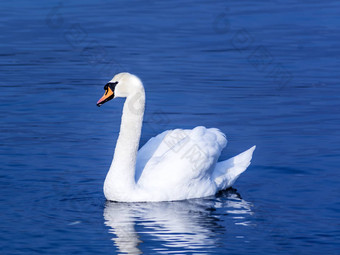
[104, 87, 145, 199]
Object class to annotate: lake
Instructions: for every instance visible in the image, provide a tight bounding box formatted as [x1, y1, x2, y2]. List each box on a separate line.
[0, 0, 339, 254]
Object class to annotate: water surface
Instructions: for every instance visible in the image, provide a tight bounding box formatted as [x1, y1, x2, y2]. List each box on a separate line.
[0, 0, 339, 254]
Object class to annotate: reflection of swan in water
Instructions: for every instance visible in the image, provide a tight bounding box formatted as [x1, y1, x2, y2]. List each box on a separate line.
[104, 189, 253, 254]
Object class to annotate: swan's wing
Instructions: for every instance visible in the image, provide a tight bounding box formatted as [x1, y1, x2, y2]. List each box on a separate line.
[135, 130, 170, 181]
[137, 126, 227, 200]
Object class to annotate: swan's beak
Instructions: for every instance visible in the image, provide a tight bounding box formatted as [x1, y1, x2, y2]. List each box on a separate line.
[97, 87, 114, 107]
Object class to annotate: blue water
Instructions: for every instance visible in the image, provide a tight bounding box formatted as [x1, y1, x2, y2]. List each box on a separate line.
[1, 0, 339, 254]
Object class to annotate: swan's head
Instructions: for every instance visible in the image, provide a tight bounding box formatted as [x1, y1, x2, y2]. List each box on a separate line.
[96, 72, 143, 107]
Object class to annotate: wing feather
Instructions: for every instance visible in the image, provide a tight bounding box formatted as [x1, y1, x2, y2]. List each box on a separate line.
[136, 127, 227, 200]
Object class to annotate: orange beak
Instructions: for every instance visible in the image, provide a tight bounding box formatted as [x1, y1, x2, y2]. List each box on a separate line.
[97, 87, 114, 107]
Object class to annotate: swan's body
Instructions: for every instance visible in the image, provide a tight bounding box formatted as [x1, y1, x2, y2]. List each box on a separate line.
[97, 73, 255, 202]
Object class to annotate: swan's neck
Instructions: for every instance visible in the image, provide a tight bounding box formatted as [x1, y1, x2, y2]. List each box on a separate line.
[104, 87, 145, 198]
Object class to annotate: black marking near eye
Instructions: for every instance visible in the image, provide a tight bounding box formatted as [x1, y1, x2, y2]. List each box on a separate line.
[104, 81, 118, 92]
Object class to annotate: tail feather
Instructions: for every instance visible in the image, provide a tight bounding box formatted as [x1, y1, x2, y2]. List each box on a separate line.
[213, 146, 256, 190]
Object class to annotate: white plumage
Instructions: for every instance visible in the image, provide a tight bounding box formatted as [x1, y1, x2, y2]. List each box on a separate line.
[97, 73, 255, 202]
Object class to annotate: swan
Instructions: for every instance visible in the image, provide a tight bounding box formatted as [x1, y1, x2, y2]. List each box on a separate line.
[97, 72, 255, 202]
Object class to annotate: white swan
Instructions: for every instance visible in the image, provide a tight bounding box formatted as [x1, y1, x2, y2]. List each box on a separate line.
[97, 72, 255, 202]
